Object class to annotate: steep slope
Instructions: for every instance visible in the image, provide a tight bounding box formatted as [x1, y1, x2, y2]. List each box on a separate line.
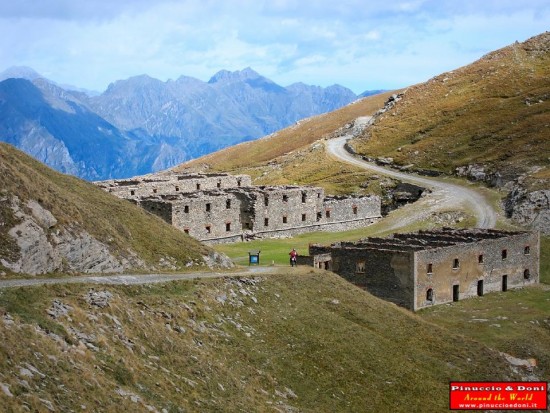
[0, 78, 175, 180]
[349, 32, 550, 233]
[174, 91, 397, 194]
[88, 68, 359, 162]
[350, 32, 549, 186]
[0, 143, 221, 276]
[0, 67, 362, 179]
[0, 270, 532, 412]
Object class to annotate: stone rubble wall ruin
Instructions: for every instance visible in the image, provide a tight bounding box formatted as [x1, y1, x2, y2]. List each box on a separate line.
[307, 229, 540, 311]
[95, 173, 381, 244]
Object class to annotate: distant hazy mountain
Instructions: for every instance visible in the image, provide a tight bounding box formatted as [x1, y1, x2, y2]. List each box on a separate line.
[0, 67, 360, 179]
[0, 78, 185, 180]
[359, 89, 388, 98]
[0, 66, 43, 82]
[87, 68, 358, 160]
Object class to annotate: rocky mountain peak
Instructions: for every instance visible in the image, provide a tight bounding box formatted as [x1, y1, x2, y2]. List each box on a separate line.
[208, 67, 261, 84]
[0, 66, 43, 82]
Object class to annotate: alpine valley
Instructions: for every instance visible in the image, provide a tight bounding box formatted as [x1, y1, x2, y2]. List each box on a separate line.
[0, 67, 367, 180]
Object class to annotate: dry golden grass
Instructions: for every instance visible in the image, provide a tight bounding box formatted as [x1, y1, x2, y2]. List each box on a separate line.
[0, 143, 210, 275]
[174, 91, 397, 188]
[352, 32, 550, 181]
[0, 272, 535, 412]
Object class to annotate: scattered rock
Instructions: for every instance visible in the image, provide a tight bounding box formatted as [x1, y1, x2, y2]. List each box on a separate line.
[202, 251, 234, 269]
[3, 313, 14, 326]
[0, 382, 13, 397]
[504, 187, 550, 235]
[85, 289, 113, 308]
[47, 300, 72, 319]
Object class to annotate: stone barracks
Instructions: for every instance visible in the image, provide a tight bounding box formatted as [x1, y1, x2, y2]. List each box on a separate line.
[303, 228, 539, 310]
[96, 172, 381, 244]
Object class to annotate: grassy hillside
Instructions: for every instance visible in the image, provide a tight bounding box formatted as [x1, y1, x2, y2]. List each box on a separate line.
[351, 32, 550, 190]
[0, 270, 532, 412]
[0, 143, 210, 275]
[174, 91, 398, 195]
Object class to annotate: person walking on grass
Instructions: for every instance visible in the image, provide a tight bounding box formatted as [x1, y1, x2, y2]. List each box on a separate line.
[289, 248, 298, 267]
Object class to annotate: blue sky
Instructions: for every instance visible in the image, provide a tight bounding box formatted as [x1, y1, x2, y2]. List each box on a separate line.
[0, 0, 548, 94]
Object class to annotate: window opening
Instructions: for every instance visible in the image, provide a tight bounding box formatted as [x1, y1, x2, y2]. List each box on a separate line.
[352, 206, 358, 215]
[524, 269, 530, 280]
[325, 210, 331, 219]
[206, 203, 211, 212]
[282, 216, 287, 224]
[184, 205, 189, 213]
[226, 199, 231, 209]
[264, 218, 269, 227]
[452, 285, 459, 302]
[226, 223, 231, 232]
[196, 183, 201, 190]
[477, 280, 484, 296]
[264, 196, 269, 206]
[302, 213, 306, 222]
[356, 261, 366, 273]
[478, 254, 484, 264]
[302, 192, 307, 203]
[427, 263, 433, 274]
[426, 288, 433, 302]
[205, 225, 211, 234]
[501, 249, 507, 260]
[282, 194, 288, 202]
[452, 258, 459, 269]
[524, 246, 530, 255]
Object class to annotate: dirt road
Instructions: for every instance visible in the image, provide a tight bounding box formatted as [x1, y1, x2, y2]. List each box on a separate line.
[0, 267, 275, 289]
[326, 135, 497, 229]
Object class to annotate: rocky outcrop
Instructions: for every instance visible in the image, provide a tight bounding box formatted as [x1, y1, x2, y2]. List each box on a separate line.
[0, 194, 236, 275]
[202, 251, 235, 269]
[504, 188, 550, 234]
[455, 164, 510, 188]
[0, 196, 143, 275]
[455, 164, 550, 234]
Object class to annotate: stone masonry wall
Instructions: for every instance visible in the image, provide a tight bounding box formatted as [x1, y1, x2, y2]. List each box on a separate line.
[330, 247, 416, 309]
[95, 173, 381, 243]
[169, 192, 243, 241]
[249, 186, 324, 232]
[97, 173, 252, 199]
[414, 231, 540, 310]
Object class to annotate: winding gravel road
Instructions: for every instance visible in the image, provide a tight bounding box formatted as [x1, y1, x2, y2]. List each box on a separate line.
[326, 135, 497, 229]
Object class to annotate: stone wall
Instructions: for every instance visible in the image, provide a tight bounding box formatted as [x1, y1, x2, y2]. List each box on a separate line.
[330, 246, 415, 309]
[305, 229, 540, 311]
[166, 192, 243, 241]
[97, 173, 252, 199]
[414, 231, 540, 310]
[247, 186, 324, 232]
[323, 196, 380, 223]
[95, 173, 381, 243]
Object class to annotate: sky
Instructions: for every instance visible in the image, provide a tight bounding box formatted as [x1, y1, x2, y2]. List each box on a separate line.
[0, 0, 548, 94]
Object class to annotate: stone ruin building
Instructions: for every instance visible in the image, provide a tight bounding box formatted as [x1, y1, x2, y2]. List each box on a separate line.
[96, 172, 381, 244]
[300, 228, 540, 311]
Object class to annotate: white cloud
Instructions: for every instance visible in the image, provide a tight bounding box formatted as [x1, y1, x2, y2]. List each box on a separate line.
[0, 0, 548, 93]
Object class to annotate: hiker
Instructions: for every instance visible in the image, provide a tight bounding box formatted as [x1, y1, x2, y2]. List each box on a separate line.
[289, 248, 298, 267]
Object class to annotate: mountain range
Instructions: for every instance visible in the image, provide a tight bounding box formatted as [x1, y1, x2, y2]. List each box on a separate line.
[0, 66, 372, 180]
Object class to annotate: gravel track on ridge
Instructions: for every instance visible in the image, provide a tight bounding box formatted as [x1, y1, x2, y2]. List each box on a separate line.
[326, 135, 497, 229]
